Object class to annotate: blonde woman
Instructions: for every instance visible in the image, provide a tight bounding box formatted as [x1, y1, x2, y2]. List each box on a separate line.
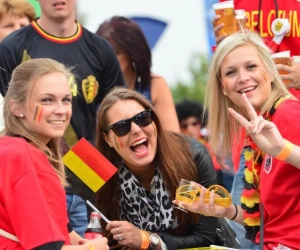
[175, 32, 300, 249]
[0, 58, 108, 250]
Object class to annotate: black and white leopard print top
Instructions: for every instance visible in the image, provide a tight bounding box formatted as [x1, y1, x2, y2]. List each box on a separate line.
[118, 164, 179, 232]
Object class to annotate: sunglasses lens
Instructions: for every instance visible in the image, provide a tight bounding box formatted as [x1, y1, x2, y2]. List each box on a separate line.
[111, 121, 130, 137]
[108, 110, 153, 137]
[135, 111, 153, 127]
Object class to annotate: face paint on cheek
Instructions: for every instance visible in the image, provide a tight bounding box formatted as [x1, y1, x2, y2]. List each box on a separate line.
[113, 135, 123, 150]
[259, 70, 268, 82]
[151, 122, 157, 137]
[33, 106, 43, 122]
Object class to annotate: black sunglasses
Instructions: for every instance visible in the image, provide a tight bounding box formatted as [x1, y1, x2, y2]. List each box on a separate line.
[104, 109, 153, 137]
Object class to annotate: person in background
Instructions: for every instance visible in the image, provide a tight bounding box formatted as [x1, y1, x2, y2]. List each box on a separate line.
[212, 1, 300, 247]
[0, 0, 35, 42]
[0, 58, 108, 250]
[0, 0, 35, 131]
[175, 99, 234, 192]
[175, 99, 208, 141]
[0, 0, 125, 237]
[95, 87, 217, 250]
[177, 31, 300, 249]
[96, 16, 180, 132]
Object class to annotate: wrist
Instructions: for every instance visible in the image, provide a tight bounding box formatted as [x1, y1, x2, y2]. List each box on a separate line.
[228, 203, 238, 221]
[85, 244, 95, 250]
[274, 139, 294, 161]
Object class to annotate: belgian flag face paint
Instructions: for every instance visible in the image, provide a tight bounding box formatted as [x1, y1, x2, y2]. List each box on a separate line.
[151, 122, 157, 137]
[259, 70, 268, 83]
[33, 106, 43, 122]
[114, 135, 123, 150]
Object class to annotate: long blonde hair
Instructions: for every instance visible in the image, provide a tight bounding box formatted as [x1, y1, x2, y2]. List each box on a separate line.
[205, 32, 291, 157]
[2, 58, 73, 186]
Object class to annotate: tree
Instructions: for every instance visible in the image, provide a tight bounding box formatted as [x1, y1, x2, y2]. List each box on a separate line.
[171, 53, 210, 104]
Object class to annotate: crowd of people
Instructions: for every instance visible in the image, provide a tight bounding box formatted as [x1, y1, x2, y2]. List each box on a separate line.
[0, 0, 299, 249]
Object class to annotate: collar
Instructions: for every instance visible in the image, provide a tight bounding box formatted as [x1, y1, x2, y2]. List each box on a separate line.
[31, 19, 82, 44]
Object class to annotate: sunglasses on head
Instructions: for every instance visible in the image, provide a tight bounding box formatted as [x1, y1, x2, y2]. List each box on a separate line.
[104, 109, 153, 137]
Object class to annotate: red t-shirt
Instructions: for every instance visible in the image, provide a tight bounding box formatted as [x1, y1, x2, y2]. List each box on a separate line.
[0, 136, 71, 249]
[258, 99, 300, 249]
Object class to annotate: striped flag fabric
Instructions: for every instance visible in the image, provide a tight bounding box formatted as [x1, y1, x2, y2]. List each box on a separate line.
[63, 138, 118, 192]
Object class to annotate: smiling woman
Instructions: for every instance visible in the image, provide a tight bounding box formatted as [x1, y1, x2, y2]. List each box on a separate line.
[0, 58, 109, 250]
[196, 31, 300, 249]
[95, 87, 218, 250]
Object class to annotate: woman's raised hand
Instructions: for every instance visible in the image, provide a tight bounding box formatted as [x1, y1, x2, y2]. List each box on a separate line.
[228, 93, 285, 157]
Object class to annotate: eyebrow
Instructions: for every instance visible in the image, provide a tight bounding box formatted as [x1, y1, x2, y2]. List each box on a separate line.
[38, 93, 72, 98]
[223, 60, 257, 69]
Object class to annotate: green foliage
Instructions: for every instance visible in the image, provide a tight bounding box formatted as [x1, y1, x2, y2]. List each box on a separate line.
[172, 53, 210, 104]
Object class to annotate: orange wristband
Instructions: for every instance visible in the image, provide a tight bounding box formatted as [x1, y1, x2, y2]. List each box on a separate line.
[140, 230, 150, 250]
[275, 140, 294, 161]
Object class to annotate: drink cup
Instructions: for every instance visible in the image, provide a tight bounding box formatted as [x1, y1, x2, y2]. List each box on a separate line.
[175, 179, 199, 204]
[293, 55, 300, 63]
[235, 9, 247, 32]
[212, 1, 237, 35]
[271, 50, 291, 85]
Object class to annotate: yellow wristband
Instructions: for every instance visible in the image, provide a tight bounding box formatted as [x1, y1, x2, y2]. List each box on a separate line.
[140, 230, 150, 250]
[275, 140, 294, 161]
[85, 244, 95, 250]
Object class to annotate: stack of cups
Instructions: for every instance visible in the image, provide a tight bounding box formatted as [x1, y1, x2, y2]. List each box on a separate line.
[271, 50, 291, 85]
[212, 0, 237, 35]
[235, 9, 247, 32]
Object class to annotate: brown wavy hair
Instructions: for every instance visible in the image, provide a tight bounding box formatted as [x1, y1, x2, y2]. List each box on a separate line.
[95, 87, 199, 235]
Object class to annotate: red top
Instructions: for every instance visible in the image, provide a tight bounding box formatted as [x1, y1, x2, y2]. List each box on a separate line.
[0, 136, 71, 249]
[258, 99, 300, 249]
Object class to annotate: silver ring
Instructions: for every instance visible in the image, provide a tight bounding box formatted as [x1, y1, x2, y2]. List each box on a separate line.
[118, 234, 123, 241]
[116, 227, 120, 233]
[258, 116, 264, 121]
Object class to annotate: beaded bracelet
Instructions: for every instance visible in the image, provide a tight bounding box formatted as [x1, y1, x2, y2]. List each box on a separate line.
[275, 140, 294, 161]
[230, 203, 238, 221]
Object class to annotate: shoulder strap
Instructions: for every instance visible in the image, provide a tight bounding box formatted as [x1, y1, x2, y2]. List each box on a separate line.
[0, 228, 19, 242]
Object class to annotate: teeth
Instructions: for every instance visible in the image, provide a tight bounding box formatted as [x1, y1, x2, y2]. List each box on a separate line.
[239, 87, 256, 93]
[131, 138, 147, 146]
[48, 121, 64, 125]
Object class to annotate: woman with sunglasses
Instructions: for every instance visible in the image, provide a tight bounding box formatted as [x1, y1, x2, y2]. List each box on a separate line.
[174, 32, 300, 249]
[94, 87, 218, 250]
